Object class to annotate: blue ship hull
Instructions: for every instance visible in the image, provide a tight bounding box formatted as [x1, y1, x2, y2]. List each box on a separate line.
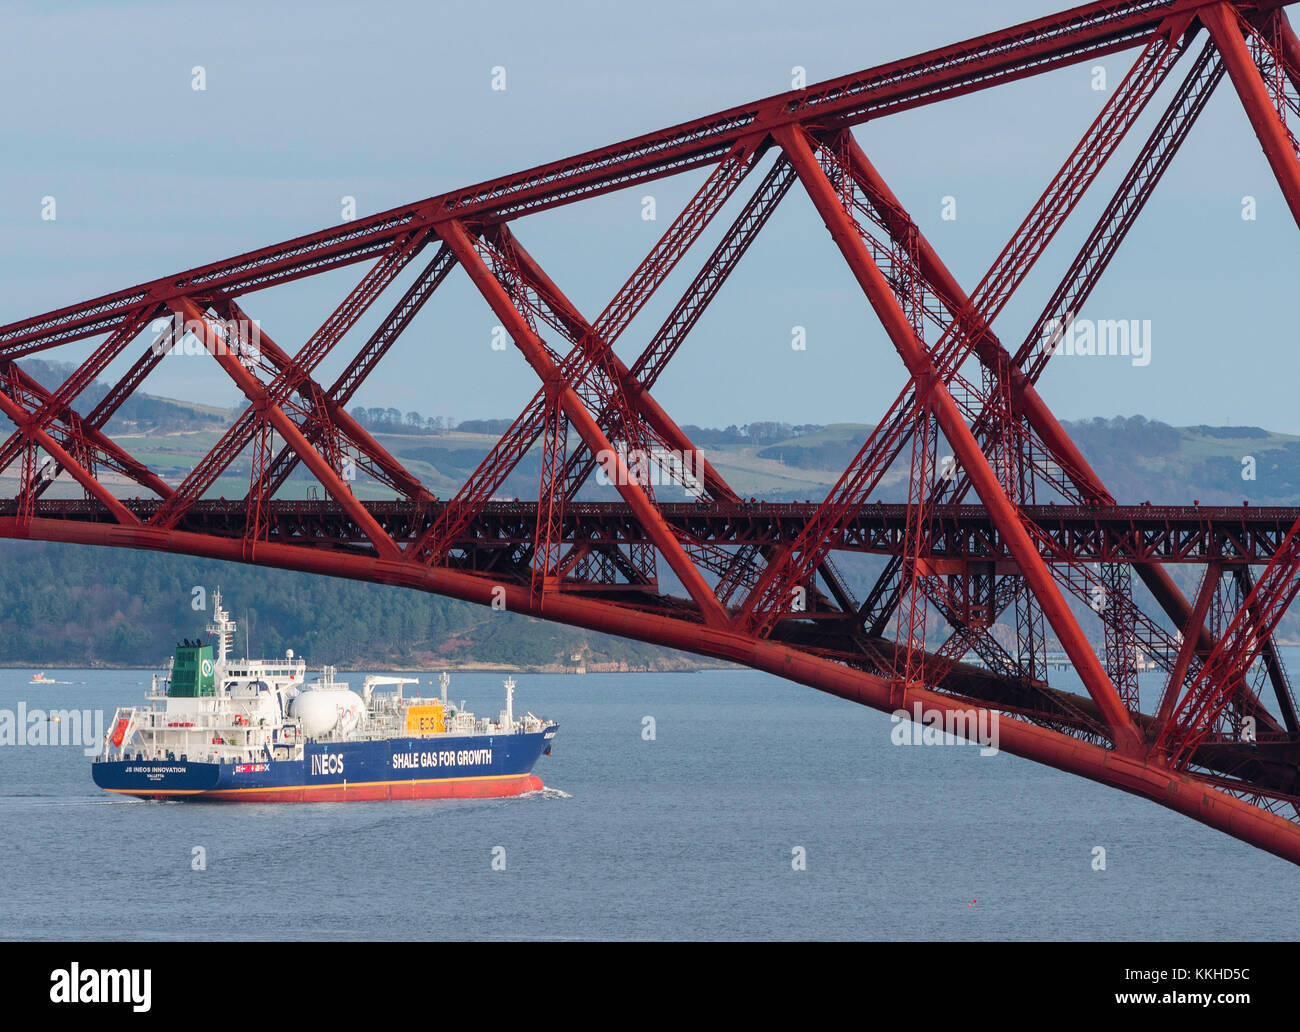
[93, 725, 558, 801]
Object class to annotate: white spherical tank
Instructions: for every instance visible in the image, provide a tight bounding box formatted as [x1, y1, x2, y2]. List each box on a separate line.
[289, 688, 364, 737]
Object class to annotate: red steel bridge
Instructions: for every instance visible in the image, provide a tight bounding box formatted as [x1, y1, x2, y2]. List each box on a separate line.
[4, 0, 1300, 862]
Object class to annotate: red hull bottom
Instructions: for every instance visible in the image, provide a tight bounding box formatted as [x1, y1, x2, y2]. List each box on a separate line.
[132, 773, 545, 803]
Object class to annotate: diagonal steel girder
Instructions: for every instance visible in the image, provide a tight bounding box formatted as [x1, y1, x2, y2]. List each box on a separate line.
[213, 298, 433, 506]
[773, 122, 1143, 752]
[740, 24, 1189, 644]
[435, 217, 731, 627]
[259, 244, 459, 500]
[0, 305, 163, 474]
[873, 37, 1229, 698]
[148, 230, 432, 529]
[498, 160, 849, 610]
[172, 298, 402, 561]
[24, 314, 192, 505]
[1148, 2, 1300, 766]
[407, 141, 763, 568]
[0, 306, 175, 505]
[497, 187, 861, 615]
[828, 31, 1287, 736]
[838, 42, 1223, 671]
[0, 355, 172, 502]
[1205, 1, 1300, 223]
[890, 36, 1292, 734]
[492, 225, 765, 588]
[0, 376, 141, 526]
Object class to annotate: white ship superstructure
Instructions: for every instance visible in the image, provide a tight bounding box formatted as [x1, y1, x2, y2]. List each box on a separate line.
[99, 592, 554, 777]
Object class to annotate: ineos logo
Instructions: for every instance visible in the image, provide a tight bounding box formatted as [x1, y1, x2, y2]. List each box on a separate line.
[311, 753, 344, 776]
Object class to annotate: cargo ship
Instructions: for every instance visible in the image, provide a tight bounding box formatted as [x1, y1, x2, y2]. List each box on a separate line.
[92, 591, 558, 802]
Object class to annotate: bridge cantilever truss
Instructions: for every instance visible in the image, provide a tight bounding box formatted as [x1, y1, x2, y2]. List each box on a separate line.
[5, 0, 1300, 861]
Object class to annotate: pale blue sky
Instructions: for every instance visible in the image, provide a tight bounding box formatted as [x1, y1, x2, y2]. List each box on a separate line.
[1, 0, 1295, 431]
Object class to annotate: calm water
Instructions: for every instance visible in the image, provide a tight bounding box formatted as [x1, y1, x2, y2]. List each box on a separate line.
[0, 663, 1295, 941]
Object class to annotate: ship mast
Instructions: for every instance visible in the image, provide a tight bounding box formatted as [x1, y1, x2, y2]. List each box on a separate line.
[207, 588, 237, 678]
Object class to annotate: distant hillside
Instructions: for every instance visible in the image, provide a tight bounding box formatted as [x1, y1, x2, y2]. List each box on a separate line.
[0, 540, 710, 672]
[19, 358, 228, 434]
[702, 415, 1300, 506]
[1057, 416, 1294, 505]
[7, 362, 1300, 661]
[17, 360, 1294, 505]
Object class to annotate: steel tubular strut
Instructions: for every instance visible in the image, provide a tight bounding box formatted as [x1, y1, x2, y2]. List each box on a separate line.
[171, 298, 402, 560]
[213, 299, 433, 506]
[0, 360, 171, 502]
[0, 305, 161, 472]
[147, 232, 429, 530]
[435, 217, 730, 627]
[408, 143, 761, 569]
[1204, 2, 1300, 226]
[741, 30, 1185, 645]
[24, 316, 192, 505]
[1157, 523, 1300, 768]
[261, 245, 458, 498]
[772, 122, 1143, 751]
[768, 28, 1217, 709]
[501, 226, 833, 612]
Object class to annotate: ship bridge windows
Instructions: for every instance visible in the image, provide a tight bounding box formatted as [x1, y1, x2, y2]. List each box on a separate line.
[226, 667, 299, 679]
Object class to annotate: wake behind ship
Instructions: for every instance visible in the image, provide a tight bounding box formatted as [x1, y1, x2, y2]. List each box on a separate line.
[93, 592, 557, 802]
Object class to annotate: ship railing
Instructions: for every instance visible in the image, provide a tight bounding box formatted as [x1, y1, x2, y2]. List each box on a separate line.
[136, 710, 273, 733]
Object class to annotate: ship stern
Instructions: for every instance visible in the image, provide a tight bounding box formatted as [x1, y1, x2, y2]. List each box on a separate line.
[92, 758, 222, 799]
